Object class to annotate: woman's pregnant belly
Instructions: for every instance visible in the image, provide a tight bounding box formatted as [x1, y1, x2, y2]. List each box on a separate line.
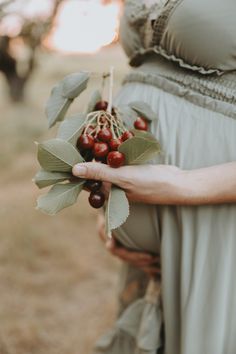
[113, 203, 160, 254]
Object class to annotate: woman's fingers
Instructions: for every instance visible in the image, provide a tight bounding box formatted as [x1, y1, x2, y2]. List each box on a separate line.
[100, 181, 112, 200]
[106, 238, 160, 266]
[115, 248, 159, 265]
[97, 213, 107, 242]
[141, 265, 161, 276]
[73, 162, 124, 185]
[105, 238, 115, 248]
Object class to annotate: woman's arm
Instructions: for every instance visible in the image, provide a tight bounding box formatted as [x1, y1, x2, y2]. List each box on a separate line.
[73, 161, 236, 205]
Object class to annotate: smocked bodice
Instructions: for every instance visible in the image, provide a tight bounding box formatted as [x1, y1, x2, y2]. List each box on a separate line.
[120, 0, 236, 75]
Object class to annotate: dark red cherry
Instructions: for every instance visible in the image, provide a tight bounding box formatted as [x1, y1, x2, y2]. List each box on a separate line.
[109, 138, 122, 151]
[95, 101, 108, 111]
[81, 149, 94, 162]
[85, 180, 102, 192]
[121, 130, 134, 142]
[107, 151, 125, 168]
[89, 191, 105, 209]
[77, 134, 94, 150]
[93, 142, 109, 158]
[95, 156, 107, 164]
[134, 117, 148, 131]
[97, 128, 113, 142]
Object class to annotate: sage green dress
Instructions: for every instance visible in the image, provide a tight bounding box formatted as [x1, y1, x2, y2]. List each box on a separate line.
[94, 1, 236, 353]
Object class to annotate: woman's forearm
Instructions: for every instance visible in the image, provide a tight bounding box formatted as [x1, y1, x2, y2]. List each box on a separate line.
[174, 162, 236, 205]
[73, 161, 236, 206]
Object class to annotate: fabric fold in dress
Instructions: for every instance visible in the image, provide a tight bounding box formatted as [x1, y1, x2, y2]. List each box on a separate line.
[94, 279, 163, 354]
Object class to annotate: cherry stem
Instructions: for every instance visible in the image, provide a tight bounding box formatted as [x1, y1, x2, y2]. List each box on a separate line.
[84, 109, 127, 140]
[84, 112, 99, 134]
[107, 66, 114, 114]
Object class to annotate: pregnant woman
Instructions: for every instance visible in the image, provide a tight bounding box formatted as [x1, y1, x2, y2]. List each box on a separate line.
[73, 0, 236, 353]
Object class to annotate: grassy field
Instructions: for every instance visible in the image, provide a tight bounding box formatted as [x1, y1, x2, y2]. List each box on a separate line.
[0, 45, 129, 354]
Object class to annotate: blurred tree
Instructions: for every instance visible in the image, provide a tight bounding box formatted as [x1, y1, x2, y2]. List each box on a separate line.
[0, 0, 64, 101]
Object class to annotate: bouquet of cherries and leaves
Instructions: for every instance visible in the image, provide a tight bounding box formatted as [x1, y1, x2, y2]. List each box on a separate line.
[34, 70, 162, 236]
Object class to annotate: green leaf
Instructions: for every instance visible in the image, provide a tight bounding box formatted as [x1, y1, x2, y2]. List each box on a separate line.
[37, 138, 84, 172]
[131, 129, 157, 142]
[105, 186, 129, 237]
[45, 82, 72, 128]
[87, 89, 102, 113]
[37, 182, 84, 215]
[57, 113, 86, 146]
[62, 72, 90, 99]
[116, 105, 138, 128]
[33, 170, 71, 189]
[118, 137, 161, 165]
[129, 101, 157, 122]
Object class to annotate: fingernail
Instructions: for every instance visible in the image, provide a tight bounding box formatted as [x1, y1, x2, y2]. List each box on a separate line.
[73, 165, 87, 177]
[106, 240, 113, 249]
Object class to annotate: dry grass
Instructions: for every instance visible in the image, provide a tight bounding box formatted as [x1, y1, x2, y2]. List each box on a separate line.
[0, 45, 129, 354]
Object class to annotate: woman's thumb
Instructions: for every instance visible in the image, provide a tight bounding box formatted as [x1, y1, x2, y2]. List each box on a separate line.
[72, 162, 120, 183]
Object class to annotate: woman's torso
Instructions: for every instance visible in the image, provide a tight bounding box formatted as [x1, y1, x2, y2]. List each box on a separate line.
[113, 0, 236, 253]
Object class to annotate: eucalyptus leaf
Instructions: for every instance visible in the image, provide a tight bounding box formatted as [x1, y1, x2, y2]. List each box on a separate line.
[45, 82, 72, 128]
[37, 182, 84, 215]
[57, 113, 86, 146]
[62, 72, 90, 99]
[119, 137, 161, 165]
[33, 170, 71, 189]
[105, 186, 129, 237]
[37, 138, 84, 172]
[129, 101, 157, 122]
[116, 105, 138, 128]
[87, 89, 102, 113]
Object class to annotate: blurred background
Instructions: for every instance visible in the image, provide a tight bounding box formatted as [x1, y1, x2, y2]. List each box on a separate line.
[0, 0, 129, 353]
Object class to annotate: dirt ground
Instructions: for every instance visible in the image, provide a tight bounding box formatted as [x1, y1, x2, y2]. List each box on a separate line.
[0, 45, 129, 354]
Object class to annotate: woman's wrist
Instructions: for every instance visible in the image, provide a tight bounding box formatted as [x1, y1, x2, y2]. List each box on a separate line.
[160, 167, 211, 205]
[172, 162, 236, 205]
[167, 168, 220, 205]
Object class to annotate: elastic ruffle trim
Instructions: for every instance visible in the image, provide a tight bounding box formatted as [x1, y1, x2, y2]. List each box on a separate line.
[130, 46, 223, 76]
[94, 279, 163, 354]
[123, 70, 236, 120]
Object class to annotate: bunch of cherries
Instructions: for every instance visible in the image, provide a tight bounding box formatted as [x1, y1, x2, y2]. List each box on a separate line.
[76, 100, 148, 209]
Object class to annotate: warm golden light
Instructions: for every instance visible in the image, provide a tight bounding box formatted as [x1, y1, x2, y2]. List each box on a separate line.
[0, 0, 53, 36]
[45, 0, 120, 54]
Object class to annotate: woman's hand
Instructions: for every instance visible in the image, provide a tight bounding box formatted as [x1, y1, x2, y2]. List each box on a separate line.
[73, 162, 183, 204]
[97, 214, 161, 277]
